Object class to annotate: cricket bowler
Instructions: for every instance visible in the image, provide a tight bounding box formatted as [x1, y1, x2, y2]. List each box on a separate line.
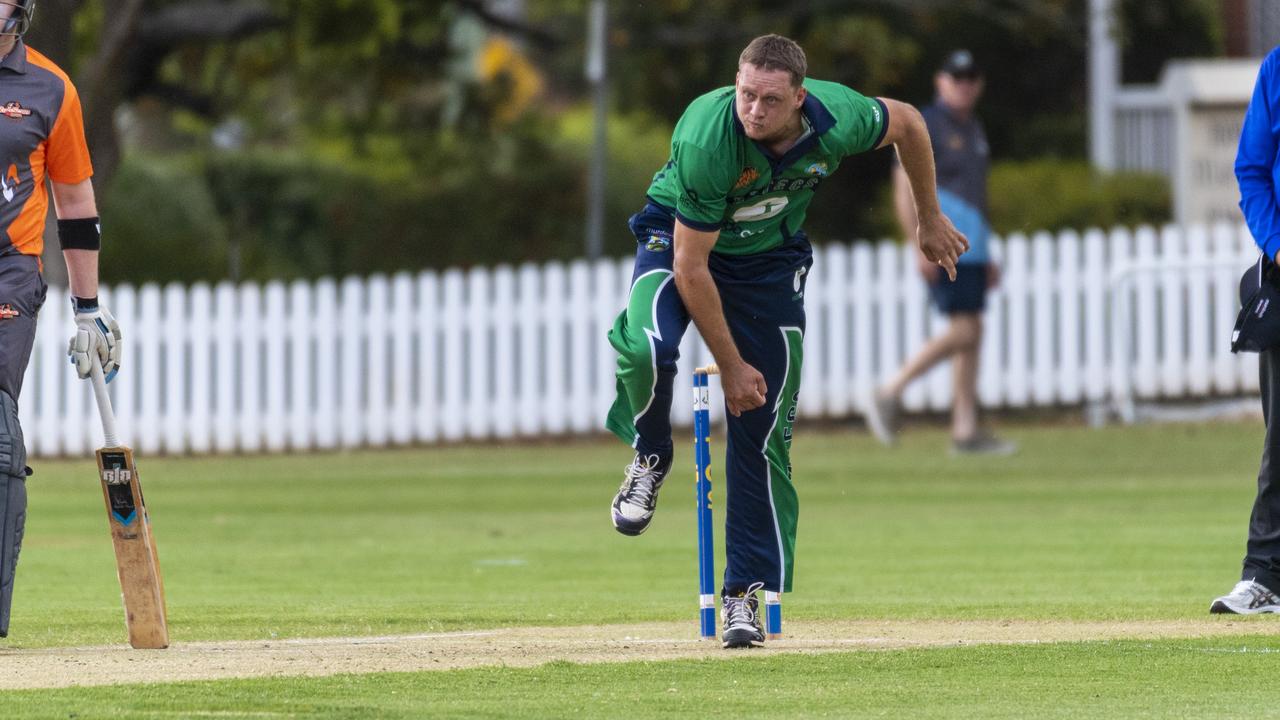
[0, 0, 121, 636]
[606, 34, 967, 647]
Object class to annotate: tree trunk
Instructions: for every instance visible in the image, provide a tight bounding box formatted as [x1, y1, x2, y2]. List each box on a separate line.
[78, 0, 147, 194]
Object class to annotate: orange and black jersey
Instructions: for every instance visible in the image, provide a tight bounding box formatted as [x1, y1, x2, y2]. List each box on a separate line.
[0, 40, 93, 258]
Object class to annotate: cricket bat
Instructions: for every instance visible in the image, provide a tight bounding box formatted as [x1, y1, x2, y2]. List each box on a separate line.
[89, 357, 168, 649]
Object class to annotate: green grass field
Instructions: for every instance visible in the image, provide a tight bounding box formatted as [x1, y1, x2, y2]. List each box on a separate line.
[7, 420, 1280, 717]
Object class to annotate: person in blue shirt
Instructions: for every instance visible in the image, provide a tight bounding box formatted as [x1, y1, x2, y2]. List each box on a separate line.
[864, 51, 1015, 456]
[1212, 46, 1280, 615]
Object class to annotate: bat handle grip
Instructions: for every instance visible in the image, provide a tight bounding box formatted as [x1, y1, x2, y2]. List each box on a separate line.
[89, 355, 121, 448]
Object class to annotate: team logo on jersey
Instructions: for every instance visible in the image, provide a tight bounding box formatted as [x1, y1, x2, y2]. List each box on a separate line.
[0, 304, 18, 320]
[644, 232, 671, 252]
[731, 195, 789, 222]
[0, 102, 31, 119]
[805, 162, 829, 177]
[733, 167, 760, 190]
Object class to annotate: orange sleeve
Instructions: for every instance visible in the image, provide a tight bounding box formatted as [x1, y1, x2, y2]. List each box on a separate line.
[45, 77, 93, 185]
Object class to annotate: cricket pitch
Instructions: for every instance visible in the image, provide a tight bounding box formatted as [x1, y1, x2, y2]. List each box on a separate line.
[2, 618, 1276, 690]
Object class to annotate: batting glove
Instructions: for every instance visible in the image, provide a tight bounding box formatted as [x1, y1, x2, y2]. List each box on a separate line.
[68, 298, 122, 382]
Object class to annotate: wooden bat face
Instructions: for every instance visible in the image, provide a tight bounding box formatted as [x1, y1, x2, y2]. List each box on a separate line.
[96, 447, 168, 649]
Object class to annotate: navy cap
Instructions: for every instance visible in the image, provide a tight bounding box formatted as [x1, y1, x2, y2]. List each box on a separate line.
[1232, 255, 1280, 353]
[940, 50, 981, 78]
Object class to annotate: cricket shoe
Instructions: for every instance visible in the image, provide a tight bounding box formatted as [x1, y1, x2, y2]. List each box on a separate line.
[610, 452, 671, 536]
[721, 582, 765, 649]
[864, 390, 900, 447]
[1210, 579, 1280, 615]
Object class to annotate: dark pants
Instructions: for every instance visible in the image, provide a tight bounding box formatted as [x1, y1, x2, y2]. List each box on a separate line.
[1246, 348, 1280, 589]
[606, 203, 811, 593]
[0, 253, 44, 636]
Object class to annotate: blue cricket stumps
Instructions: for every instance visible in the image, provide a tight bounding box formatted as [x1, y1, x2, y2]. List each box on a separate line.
[693, 369, 716, 639]
[694, 364, 783, 641]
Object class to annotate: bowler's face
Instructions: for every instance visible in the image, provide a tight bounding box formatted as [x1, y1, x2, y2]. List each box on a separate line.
[735, 63, 806, 143]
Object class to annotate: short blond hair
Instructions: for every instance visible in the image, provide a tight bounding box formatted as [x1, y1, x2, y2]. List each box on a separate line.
[738, 34, 807, 87]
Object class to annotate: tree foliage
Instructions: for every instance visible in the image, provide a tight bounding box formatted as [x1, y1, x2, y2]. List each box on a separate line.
[18, 1, 1219, 281]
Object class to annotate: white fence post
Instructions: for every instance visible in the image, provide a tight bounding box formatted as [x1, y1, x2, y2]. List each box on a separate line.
[313, 278, 338, 450]
[138, 284, 163, 455]
[1004, 234, 1030, 407]
[1057, 231, 1083, 404]
[1031, 231, 1056, 406]
[389, 273, 414, 446]
[236, 283, 262, 453]
[162, 282, 188, 455]
[340, 276, 366, 448]
[365, 275, 390, 447]
[263, 281, 288, 453]
[288, 279, 315, 451]
[212, 282, 236, 453]
[464, 268, 490, 440]
[189, 283, 213, 454]
[978, 235, 1006, 408]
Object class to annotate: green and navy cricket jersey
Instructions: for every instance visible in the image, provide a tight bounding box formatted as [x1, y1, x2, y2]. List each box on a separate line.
[645, 78, 888, 255]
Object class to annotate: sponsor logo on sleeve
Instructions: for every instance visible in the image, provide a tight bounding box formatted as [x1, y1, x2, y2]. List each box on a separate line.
[644, 231, 672, 252]
[0, 304, 18, 320]
[0, 102, 31, 119]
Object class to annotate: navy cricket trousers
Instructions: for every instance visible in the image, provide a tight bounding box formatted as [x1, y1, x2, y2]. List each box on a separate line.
[606, 203, 811, 594]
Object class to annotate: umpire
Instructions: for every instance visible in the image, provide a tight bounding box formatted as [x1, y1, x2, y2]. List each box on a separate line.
[0, 0, 121, 636]
[1212, 46, 1280, 614]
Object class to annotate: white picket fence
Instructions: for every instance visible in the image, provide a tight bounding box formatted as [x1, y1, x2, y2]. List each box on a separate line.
[19, 222, 1260, 458]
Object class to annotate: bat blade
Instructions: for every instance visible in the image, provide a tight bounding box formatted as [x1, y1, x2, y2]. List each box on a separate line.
[96, 446, 168, 649]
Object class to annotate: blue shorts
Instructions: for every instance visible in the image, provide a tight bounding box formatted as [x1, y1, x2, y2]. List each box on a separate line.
[929, 263, 987, 315]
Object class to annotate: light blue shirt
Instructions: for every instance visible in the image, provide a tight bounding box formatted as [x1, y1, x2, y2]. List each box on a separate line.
[938, 188, 990, 264]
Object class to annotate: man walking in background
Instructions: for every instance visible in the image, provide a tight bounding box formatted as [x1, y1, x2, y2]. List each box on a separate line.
[0, 0, 121, 637]
[605, 34, 968, 647]
[865, 51, 1015, 456]
[1211, 46, 1280, 615]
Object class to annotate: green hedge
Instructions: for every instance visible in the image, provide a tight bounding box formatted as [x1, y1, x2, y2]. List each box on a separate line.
[987, 159, 1170, 235]
[99, 141, 589, 283]
[97, 109, 675, 283]
[99, 156, 229, 285]
[99, 143, 1172, 285]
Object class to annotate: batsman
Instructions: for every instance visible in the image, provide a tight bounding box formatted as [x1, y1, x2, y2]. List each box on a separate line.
[0, 0, 120, 636]
[606, 34, 967, 647]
